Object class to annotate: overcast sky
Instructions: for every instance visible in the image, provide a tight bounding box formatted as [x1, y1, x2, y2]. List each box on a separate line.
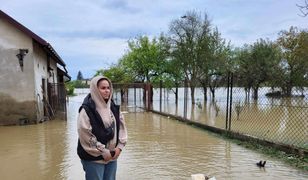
[1, 0, 307, 79]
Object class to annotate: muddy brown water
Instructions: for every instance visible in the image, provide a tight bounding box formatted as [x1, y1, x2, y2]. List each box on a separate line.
[148, 87, 308, 148]
[0, 94, 307, 180]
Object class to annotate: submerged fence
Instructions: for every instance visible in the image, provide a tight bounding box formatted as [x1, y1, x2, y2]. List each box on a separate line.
[47, 83, 67, 119]
[228, 88, 307, 150]
[112, 81, 308, 151]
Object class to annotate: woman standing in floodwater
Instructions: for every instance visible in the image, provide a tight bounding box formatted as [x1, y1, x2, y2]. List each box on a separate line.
[77, 76, 128, 180]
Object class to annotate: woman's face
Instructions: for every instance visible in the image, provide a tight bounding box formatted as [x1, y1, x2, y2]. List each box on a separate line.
[97, 79, 111, 100]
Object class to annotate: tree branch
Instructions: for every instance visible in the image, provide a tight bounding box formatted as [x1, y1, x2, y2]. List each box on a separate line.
[297, 0, 308, 17]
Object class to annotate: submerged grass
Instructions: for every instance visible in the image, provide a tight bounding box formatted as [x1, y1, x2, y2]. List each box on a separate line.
[186, 122, 307, 171]
[219, 132, 308, 171]
[152, 110, 308, 171]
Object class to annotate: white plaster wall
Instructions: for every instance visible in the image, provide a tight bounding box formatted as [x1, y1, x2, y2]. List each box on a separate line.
[0, 17, 35, 102]
[48, 58, 58, 84]
[32, 43, 61, 120]
[32, 42, 48, 120]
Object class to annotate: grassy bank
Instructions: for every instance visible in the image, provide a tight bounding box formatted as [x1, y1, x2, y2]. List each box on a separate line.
[218, 132, 308, 171]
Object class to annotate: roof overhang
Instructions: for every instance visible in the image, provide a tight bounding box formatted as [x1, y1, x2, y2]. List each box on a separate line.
[57, 67, 71, 82]
[0, 10, 68, 74]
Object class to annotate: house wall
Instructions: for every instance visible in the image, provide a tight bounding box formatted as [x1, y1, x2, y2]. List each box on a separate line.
[32, 42, 60, 121]
[0, 17, 37, 124]
[49, 57, 58, 84]
[32, 42, 49, 122]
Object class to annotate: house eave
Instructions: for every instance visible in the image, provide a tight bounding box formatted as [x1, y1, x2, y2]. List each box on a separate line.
[0, 10, 68, 71]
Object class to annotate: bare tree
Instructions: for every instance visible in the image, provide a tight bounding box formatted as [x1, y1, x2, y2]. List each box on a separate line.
[297, 0, 308, 17]
[169, 11, 212, 104]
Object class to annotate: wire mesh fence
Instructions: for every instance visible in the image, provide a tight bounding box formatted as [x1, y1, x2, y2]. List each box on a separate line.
[230, 87, 308, 149]
[112, 81, 307, 150]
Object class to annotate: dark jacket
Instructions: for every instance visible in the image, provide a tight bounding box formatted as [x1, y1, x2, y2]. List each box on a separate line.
[77, 94, 120, 161]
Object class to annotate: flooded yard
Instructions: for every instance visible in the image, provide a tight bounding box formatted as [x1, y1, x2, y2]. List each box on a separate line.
[0, 94, 307, 179]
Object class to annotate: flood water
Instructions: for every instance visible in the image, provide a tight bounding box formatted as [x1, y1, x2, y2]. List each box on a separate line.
[116, 87, 307, 148]
[0, 93, 307, 180]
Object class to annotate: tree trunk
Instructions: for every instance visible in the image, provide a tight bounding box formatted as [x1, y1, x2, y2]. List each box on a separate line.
[150, 84, 153, 102]
[190, 86, 195, 104]
[287, 66, 293, 97]
[245, 87, 250, 103]
[203, 86, 207, 101]
[121, 89, 125, 103]
[175, 85, 178, 104]
[286, 85, 292, 97]
[210, 87, 215, 99]
[252, 87, 258, 100]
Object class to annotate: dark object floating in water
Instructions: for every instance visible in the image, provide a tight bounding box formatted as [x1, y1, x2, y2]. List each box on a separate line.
[256, 160, 266, 167]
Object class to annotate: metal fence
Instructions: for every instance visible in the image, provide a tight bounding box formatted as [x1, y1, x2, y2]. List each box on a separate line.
[229, 87, 307, 150]
[48, 83, 67, 119]
[113, 81, 308, 151]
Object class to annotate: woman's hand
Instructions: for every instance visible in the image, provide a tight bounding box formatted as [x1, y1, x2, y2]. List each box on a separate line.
[102, 150, 113, 162]
[112, 148, 122, 160]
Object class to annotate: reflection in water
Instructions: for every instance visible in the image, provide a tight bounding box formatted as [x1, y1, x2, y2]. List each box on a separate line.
[278, 106, 288, 135]
[152, 88, 308, 148]
[0, 118, 67, 179]
[0, 94, 307, 180]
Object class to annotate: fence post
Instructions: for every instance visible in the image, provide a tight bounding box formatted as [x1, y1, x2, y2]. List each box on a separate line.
[184, 79, 188, 119]
[228, 73, 233, 131]
[175, 82, 178, 105]
[226, 72, 230, 130]
[134, 84, 136, 107]
[145, 82, 152, 111]
[160, 80, 162, 112]
[126, 86, 129, 103]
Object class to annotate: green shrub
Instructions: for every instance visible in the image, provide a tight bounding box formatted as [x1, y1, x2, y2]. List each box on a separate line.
[65, 82, 75, 95]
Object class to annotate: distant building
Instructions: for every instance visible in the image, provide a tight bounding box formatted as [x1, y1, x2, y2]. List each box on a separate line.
[0, 10, 71, 125]
[81, 78, 91, 86]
